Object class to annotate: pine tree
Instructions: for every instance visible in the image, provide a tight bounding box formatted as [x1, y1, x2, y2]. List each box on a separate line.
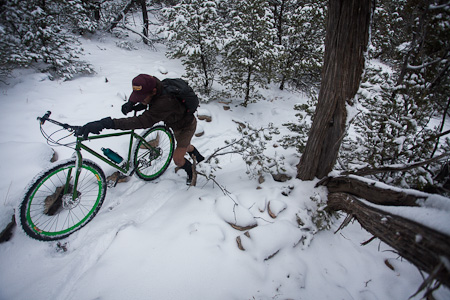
[61, 0, 99, 34]
[160, 0, 221, 96]
[0, 0, 95, 80]
[220, 0, 279, 106]
[269, 0, 326, 90]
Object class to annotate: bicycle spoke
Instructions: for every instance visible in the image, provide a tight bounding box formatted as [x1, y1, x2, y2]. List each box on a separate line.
[20, 159, 106, 240]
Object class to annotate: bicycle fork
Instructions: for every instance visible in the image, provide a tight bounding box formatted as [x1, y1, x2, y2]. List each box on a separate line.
[66, 146, 84, 201]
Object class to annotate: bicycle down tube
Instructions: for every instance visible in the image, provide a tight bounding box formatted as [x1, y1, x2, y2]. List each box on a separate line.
[70, 130, 160, 201]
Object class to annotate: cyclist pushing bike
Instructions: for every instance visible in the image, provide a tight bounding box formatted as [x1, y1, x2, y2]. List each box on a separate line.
[76, 74, 204, 185]
[18, 74, 206, 241]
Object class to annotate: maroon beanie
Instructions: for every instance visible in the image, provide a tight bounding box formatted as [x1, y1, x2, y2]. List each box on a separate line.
[129, 74, 157, 103]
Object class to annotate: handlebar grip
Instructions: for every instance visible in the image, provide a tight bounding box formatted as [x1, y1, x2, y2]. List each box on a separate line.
[37, 111, 51, 125]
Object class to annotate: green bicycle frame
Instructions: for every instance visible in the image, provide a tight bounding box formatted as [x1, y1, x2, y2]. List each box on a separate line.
[69, 129, 158, 200]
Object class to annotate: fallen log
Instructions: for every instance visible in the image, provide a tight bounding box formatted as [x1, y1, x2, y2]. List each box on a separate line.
[319, 176, 425, 206]
[327, 192, 450, 288]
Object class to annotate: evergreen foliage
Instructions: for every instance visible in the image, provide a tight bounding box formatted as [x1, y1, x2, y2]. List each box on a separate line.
[219, 0, 280, 106]
[160, 0, 221, 97]
[341, 63, 445, 188]
[339, 0, 450, 190]
[0, 0, 96, 80]
[158, 0, 326, 104]
[269, 0, 326, 90]
[280, 94, 317, 153]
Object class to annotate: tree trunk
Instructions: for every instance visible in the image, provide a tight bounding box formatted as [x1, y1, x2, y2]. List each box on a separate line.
[139, 0, 149, 45]
[327, 192, 450, 288]
[244, 65, 252, 107]
[297, 0, 371, 180]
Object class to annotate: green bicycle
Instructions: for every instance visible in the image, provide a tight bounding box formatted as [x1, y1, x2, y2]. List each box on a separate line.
[19, 111, 174, 241]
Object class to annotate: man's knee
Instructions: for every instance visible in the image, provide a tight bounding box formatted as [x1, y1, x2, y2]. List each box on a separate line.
[173, 148, 187, 166]
[173, 156, 185, 167]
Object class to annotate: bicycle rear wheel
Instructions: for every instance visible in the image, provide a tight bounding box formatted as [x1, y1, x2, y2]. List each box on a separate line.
[133, 125, 174, 181]
[19, 159, 107, 241]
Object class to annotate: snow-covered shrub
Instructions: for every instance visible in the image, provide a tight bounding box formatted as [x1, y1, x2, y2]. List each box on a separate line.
[115, 40, 137, 51]
[200, 122, 285, 182]
[308, 194, 337, 232]
[231, 123, 285, 179]
[340, 63, 447, 189]
[280, 91, 318, 153]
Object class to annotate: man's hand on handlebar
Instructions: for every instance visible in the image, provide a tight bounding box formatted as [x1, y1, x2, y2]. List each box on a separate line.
[75, 117, 114, 140]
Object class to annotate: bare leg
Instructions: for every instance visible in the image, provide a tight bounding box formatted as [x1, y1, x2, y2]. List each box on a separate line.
[173, 145, 195, 166]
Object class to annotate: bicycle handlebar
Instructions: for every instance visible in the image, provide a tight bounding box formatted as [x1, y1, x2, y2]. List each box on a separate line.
[37, 111, 52, 125]
[37, 111, 80, 132]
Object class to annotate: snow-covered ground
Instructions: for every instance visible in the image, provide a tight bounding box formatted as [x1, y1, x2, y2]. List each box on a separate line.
[0, 33, 449, 300]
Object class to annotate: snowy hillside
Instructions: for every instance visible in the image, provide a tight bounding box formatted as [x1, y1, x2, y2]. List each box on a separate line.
[0, 34, 449, 300]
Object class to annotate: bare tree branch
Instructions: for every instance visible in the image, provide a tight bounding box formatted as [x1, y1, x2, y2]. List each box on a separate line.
[341, 152, 450, 177]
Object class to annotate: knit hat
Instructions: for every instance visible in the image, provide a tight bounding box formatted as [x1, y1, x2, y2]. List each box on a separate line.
[129, 74, 156, 103]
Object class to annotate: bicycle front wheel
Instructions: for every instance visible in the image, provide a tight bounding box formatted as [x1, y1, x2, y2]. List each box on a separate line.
[133, 125, 174, 181]
[19, 159, 107, 241]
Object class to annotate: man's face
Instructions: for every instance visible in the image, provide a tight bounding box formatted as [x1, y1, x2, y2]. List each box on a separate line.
[140, 88, 157, 105]
[141, 94, 152, 105]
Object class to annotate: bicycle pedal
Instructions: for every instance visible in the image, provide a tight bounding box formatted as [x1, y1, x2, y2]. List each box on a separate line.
[107, 180, 116, 188]
[106, 171, 130, 187]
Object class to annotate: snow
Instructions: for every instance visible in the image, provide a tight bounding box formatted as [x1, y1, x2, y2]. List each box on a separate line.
[0, 33, 450, 300]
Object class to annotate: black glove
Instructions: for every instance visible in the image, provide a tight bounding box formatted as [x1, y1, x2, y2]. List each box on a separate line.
[121, 101, 134, 115]
[75, 117, 114, 140]
[133, 103, 147, 112]
[122, 101, 147, 115]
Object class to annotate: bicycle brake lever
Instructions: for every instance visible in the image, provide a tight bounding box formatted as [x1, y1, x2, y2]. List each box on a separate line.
[63, 123, 79, 131]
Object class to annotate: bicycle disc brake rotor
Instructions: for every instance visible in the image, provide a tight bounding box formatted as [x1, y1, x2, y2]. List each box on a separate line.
[43, 184, 81, 215]
[62, 193, 82, 210]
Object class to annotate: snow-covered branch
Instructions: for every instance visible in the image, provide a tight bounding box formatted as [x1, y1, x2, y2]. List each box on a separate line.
[429, 2, 450, 10]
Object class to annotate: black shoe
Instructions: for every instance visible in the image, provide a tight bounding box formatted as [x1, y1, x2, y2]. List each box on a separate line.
[181, 160, 193, 186]
[188, 147, 205, 163]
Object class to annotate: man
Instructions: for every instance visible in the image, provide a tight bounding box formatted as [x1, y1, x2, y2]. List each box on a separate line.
[76, 74, 204, 185]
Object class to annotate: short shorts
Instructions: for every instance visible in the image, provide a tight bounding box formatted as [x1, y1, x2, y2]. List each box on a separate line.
[173, 117, 197, 148]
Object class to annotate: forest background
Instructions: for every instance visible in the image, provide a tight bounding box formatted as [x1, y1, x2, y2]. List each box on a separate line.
[1, 0, 449, 192]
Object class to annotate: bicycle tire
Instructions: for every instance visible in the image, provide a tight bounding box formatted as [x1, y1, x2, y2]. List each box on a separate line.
[19, 159, 107, 241]
[133, 125, 174, 181]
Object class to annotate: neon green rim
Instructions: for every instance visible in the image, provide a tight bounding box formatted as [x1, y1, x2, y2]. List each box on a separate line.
[136, 128, 174, 179]
[26, 164, 103, 237]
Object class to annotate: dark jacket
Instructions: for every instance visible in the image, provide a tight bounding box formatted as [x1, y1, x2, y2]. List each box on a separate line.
[113, 78, 194, 131]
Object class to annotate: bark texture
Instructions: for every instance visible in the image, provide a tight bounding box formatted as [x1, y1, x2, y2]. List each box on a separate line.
[321, 176, 425, 206]
[297, 0, 371, 180]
